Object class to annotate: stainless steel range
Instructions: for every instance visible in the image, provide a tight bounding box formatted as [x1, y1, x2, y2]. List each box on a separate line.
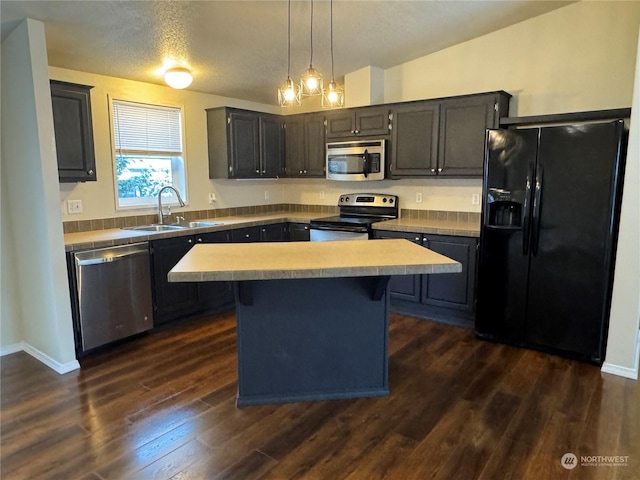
[310, 193, 399, 241]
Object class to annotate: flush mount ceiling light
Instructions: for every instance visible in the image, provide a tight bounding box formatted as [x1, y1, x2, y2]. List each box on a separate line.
[300, 0, 323, 96]
[278, 0, 301, 106]
[322, 0, 344, 108]
[164, 67, 193, 89]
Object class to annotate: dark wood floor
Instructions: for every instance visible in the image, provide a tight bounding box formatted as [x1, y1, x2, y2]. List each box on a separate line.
[1, 312, 638, 480]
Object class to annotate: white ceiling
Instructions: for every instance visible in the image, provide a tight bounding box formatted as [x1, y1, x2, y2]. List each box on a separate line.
[1, 0, 573, 105]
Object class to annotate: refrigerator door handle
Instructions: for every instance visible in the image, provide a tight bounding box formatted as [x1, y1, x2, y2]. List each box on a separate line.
[522, 163, 535, 255]
[531, 165, 544, 256]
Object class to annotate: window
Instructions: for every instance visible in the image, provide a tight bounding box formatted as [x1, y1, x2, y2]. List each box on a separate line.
[111, 99, 187, 209]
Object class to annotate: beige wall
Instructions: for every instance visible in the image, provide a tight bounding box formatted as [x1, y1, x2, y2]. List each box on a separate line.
[603, 28, 640, 378]
[383, 1, 640, 116]
[1, 19, 78, 371]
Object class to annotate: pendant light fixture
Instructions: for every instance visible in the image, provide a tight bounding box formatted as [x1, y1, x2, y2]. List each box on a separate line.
[322, 0, 344, 108]
[278, 0, 301, 107]
[300, 0, 323, 96]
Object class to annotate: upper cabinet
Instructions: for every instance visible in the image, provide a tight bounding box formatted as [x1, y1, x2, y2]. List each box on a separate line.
[390, 91, 511, 178]
[50, 80, 97, 183]
[389, 101, 440, 176]
[285, 112, 325, 177]
[206, 90, 510, 180]
[207, 107, 285, 179]
[325, 106, 390, 139]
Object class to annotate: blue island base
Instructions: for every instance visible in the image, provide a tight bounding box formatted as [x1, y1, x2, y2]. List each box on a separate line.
[235, 276, 390, 407]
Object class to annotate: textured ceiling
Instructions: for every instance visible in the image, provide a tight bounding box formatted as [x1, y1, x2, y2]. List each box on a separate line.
[1, 1, 573, 105]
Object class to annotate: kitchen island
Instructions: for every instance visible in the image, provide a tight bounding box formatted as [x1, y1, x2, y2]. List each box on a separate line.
[169, 239, 460, 406]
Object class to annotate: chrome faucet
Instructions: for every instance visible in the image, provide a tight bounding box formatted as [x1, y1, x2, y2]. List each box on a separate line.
[157, 186, 185, 224]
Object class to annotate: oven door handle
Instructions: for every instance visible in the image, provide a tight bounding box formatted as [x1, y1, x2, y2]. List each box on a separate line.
[363, 149, 370, 178]
[310, 224, 368, 234]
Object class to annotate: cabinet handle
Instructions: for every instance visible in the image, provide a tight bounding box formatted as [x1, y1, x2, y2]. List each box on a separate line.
[262, 170, 266, 174]
[304, 226, 309, 230]
[414, 236, 420, 243]
[255, 169, 259, 173]
[354, 129, 360, 134]
[87, 169, 94, 175]
[437, 168, 443, 172]
[187, 238, 193, 244]
[245, 234, 250, 238]
[197, 237, 203, 243]
[430, 168, 436, 173]
[299, 170, 303, 174]
[303, 169, 307, 174]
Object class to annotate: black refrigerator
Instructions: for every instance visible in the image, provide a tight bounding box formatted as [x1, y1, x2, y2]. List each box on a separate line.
[475, 120, 626, 364]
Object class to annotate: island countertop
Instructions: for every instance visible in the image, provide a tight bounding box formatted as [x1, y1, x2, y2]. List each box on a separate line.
[168, 239, 461, 282]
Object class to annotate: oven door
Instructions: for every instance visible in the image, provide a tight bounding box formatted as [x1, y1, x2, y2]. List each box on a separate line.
[309, 223, 369, 242]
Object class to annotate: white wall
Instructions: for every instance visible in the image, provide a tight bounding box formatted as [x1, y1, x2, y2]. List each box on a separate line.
[602, 28, 640, 379]
[384, 1, 640, 116]
[1, 19, 78, 372]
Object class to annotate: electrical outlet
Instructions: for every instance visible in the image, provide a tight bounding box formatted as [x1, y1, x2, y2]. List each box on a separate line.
[208, 192, 217, 204]
[264, 190, 270, 200]
[67, 199, 83, 214]
[472, 194, 480, 205]
[319, 190, 325, 200]
[415, 192, 423, 203]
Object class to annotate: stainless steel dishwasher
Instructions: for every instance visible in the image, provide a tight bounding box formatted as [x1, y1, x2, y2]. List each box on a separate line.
[73, 242, 153, 351]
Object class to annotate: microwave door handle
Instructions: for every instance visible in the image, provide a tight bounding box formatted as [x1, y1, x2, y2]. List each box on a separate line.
[363, 150, 369, 178]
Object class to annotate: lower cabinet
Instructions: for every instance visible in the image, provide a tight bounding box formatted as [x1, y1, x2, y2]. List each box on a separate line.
[288, 223, 311, 241]
[151, 233, 234, 326]
[151, 222, 310, 325]
[150, 236, 201, 326]
[373, 230, 478, 327]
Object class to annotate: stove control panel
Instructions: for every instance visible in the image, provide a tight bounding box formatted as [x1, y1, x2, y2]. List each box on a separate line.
[338, 193, 398, 208]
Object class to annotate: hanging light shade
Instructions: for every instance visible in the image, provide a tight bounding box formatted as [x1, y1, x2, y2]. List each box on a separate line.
[300, 0, 323, 96]
[278, 0, 301, 106]
[164, 67, 193, 89]
[322, 0, 344, 108]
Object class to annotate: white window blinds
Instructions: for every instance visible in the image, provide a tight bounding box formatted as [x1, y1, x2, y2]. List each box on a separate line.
[112, 101, 183, 155]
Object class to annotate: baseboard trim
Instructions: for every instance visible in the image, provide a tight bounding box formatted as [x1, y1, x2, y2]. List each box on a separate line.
[22, 343, 80, 374]
[601, 330, 640, 380]
[0, 342, 25, 356]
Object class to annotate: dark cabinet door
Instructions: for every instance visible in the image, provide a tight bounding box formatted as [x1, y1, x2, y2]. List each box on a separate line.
[285, 115, 306, 176]
[325, 106, 390, 139]
[372, 230, 422, 302]
[50, 81, 96, 182]
[355, 106, 390, 136]
[231, 226, 261, 243]
[304, 113, 326, 176]
[288, 223, 310, 241]
[325, 111, 355, 138]
[437, 95, 498, 176]
[285, 113, 325, 177]
[195, 231, 234, 311]
[260, 223, 287, 242]
[229, 110, 260, 178]
[422, 235, 477, 312]
[260, 114, 285, 177]
[390, 102, 439, 177]
[151, 236, 199, 325]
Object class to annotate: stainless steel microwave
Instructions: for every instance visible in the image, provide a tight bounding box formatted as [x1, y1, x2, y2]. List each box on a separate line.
[326, 140, 385, 181]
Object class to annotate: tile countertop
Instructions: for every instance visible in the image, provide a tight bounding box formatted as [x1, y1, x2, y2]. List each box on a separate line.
[63, 212, 480, 252]
[168, 239, 461, 282]
[63, 213, 319, 252]
[373, 217, 480, 237]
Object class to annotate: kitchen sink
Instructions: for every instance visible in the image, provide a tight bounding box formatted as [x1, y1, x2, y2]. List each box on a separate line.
[123, 224, 185, 232]
[171, 221, 223, 228]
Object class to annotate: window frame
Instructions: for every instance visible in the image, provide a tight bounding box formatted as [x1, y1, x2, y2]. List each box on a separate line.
[108, 97, 189, 211]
